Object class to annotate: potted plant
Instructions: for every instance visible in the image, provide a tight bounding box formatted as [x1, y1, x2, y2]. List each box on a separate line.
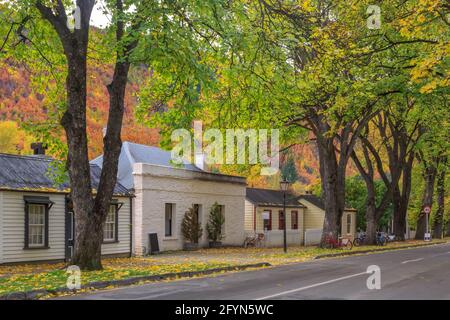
[181, 206, 203, 250]
[206, 202, 225, 248]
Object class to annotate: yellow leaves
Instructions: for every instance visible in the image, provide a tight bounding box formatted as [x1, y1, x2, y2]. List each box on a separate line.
[299, 0, 314, 13]
[417, 15, 426, 24]
[419, 80, 438, 94]
[2, 240, 443, 297]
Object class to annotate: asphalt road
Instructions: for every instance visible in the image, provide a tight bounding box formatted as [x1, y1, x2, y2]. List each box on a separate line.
[64, 243, 450, 300]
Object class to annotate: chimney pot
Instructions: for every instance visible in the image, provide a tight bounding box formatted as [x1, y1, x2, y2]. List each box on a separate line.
[195, 152, 207, 171]
[31, 143, 47, 155]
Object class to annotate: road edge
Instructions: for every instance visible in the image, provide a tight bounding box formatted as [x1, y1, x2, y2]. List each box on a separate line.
[0, 262, 271, 300]
[314, 241, 448, 260]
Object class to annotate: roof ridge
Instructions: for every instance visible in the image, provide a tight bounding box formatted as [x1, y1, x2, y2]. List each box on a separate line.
[124, 141, 160, 149]
[0, 153, 55, 162]
[247, 187, 282, 192]
[123, 141, 135, 165]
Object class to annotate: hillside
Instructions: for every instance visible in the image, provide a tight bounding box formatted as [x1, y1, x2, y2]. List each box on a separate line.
[0, 61, 325, 187]
[0, 60, 159, 159]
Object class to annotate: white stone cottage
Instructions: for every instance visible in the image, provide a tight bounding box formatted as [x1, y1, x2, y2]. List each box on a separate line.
[245, 188, 357, 246]
[0, 152, 132, 265]
[91, 142, 247, 254]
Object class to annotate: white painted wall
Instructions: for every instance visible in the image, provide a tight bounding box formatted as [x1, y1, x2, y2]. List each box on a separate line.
[0, 191, 131, 264]
[263, 230, 304, 246]
[1, 191, 66, 264]
[0, 191, 3, 264]
[304, 228, 322, 246]
[101, 196, 132, 256]
[133, 163, 247, 254]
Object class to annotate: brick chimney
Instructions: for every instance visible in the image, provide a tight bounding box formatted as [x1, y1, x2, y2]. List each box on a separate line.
[31, 143, 47, 155]
[194, 152, 207, 171]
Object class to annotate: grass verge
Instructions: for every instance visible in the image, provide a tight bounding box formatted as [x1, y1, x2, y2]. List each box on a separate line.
[0, 238, 448, 298]
[0, 261, 239, 298]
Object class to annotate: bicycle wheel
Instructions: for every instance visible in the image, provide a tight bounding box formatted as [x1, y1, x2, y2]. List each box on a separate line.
[344, 240, 353, 250]
[324, 241, 334, 249]
[353, 238, 361, 246]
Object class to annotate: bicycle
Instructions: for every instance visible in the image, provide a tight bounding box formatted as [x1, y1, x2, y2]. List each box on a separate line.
[324, 234, 353, 250]
[386, 233, 397, 243]
[243, 233, 265, 248]
[375, 232, 387, 246]
[353, 231, 366, 247]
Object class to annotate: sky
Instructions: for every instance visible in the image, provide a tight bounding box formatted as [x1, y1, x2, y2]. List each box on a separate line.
[91, 1, 110, 28]
[1, 0, 110, 28]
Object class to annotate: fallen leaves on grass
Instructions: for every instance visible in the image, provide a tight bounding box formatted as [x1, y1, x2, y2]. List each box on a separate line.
[0, 239, 445, 296]
[0, 262, 235, 296]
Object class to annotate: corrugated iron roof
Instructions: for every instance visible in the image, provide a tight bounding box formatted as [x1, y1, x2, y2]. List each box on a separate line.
[0, 153, 130, 196]
[246, 188, 306, 208]
[297, 194, 325, 210]
[91, 142, 207, 189]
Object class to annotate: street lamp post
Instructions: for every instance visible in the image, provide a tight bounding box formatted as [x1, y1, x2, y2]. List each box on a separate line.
[280, 179, 290, 253]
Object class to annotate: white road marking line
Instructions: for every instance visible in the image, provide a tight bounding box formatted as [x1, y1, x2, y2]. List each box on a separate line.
[255, 271, 368, 300]
[401, 258, 424, 264]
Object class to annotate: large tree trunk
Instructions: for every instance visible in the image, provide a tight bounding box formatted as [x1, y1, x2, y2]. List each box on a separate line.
[37, 0, 138, 270]
[433, 157, 446, 239]
[316, 134, 346, 245]
[351, 148, 378, 245]
[392, 187, 406, 240]
[447, 221, 450, 238]
[39, 1, 101, 270]
[375, 110, 419, 241]
[365, 205, 377, 245]
[64, 55, 101, 269]
[393, 157, 414, 240]
[447, 213, 450, 237]
[309, 111, 375, 247]
[351, 133, 396, 245]
[415, 163, 437, 239]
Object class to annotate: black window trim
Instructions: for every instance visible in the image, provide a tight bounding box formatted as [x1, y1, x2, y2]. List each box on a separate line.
[165, 203, 174, 237]
[24, 196, 54, 250]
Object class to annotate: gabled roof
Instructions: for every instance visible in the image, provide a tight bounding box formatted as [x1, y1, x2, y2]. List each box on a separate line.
[246, 188, 306, 208]
[297, 194, 325, 210]
[0, 153, 130, 196]
[297, 194, 357, 212]
[91, 141, 203, 189]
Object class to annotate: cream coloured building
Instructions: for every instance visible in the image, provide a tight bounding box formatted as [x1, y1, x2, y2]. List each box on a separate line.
[245, 188, 357, 246]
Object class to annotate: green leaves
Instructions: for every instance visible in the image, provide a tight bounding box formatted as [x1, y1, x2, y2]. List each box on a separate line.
[182, 205, 203, 243]
[206, 202, 225, 242]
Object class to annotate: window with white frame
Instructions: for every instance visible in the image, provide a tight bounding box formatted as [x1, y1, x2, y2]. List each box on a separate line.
[28, 204, 46, 247]
[103, 205, 117, 242]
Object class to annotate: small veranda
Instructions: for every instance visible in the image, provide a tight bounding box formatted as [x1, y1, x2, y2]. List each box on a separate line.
[244, 188, 357, 247]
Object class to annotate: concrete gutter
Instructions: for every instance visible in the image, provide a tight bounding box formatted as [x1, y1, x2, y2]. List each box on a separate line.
[0, 262, 271, 300]
[314, 241, 448, 259]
